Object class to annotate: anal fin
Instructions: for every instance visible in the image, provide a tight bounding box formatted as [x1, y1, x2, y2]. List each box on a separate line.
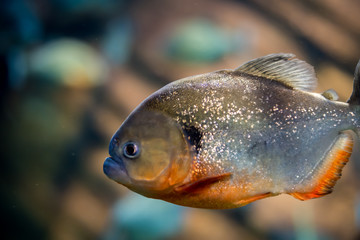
[290, 132, 353, 201]
[174, 172, 232, 193]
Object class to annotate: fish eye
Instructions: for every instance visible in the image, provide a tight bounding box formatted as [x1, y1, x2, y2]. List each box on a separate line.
[123, 141, 140, 159]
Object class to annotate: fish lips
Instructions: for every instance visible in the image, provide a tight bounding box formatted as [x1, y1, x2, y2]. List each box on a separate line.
[103, 156, 131, 185]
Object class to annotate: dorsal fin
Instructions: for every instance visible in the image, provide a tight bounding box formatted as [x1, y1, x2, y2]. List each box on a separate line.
[322, 89, 339, 101]
[235, 53, 317, 91]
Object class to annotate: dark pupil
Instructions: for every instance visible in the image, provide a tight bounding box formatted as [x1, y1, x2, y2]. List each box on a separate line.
[126, 144, 136, 155]
[123, 142, 139, 158]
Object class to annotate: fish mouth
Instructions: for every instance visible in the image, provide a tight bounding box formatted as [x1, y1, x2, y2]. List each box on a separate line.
[103, 156, 131, 185]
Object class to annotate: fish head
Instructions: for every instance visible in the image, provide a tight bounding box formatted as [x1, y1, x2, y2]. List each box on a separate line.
[103, 107, 192, 197]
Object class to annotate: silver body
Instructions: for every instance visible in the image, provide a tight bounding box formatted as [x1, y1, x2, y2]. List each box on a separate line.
[143, 70, 358, 193]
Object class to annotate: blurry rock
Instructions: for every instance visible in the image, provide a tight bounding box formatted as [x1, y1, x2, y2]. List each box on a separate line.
[101, 18, 133, 66]
[182, 208, 258, 240]
[292, 206, 319, 240]
[51, 0, 124, 15]
[103, 193, 185, 240]
[166, 18, 232, 62]
[4, 0, 42, 44]
[7, 47, 27, 89]
[29, 39, 108, 88]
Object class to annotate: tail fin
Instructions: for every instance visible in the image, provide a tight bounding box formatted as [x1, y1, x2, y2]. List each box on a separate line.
[347, 59, 360, 137]
[348, 60, 360, 105]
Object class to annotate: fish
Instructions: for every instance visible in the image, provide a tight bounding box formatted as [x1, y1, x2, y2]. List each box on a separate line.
[103, 53, 360, 209]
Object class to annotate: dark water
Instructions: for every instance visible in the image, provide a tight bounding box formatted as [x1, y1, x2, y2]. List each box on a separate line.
[1, 0, 359, 239]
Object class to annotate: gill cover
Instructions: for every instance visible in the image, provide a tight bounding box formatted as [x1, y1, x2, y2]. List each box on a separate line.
[114, 108, 191, 189]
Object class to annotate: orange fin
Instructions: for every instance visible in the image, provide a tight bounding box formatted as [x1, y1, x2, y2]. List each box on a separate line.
[236, 192, 275, 206]
[290, 132, 353, 201]
[174, 172, 232, 193]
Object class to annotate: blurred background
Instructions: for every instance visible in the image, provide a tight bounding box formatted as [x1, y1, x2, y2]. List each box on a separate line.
[1, 0, 360, 239]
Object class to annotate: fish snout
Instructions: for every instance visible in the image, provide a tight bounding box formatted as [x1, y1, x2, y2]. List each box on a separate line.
[103, 156, 131, 185]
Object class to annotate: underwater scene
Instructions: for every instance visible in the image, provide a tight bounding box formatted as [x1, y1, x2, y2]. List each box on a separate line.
[1, 0, 360, 239]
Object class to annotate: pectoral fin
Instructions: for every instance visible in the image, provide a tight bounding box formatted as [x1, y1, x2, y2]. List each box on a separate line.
[290, 132, 353, 201]
[174, 172, 232, 193]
